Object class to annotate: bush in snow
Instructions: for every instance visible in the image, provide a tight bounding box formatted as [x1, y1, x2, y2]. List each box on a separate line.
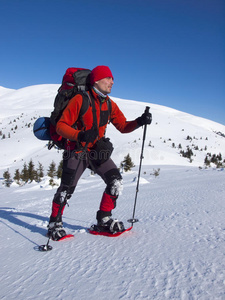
[120, 154, 135, 172]
[151, 168, 160, 178]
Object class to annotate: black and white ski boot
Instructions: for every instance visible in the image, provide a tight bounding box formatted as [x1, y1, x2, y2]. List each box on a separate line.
[47, 222, 67, 241]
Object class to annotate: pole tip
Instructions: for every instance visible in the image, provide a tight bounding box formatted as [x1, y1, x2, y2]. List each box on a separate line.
[38, 244, 53, 251]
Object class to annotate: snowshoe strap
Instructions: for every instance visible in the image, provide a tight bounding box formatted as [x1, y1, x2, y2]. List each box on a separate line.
[110, 219, 125, 233]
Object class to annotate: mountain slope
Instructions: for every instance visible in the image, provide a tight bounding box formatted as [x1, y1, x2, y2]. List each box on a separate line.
[1, 85, 225, 299]
[1, 84, 225, 175]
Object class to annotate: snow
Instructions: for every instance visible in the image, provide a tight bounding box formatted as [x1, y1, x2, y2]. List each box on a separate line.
[1, 85, 225, 299]
[0, 86, 15, 96]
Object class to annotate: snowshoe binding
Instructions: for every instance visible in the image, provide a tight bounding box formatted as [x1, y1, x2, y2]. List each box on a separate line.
[93, 216, 125, 234]
[47, 221, 67, 241]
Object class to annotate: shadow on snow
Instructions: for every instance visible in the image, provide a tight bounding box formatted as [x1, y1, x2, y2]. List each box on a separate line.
[0, 207, 87, 247]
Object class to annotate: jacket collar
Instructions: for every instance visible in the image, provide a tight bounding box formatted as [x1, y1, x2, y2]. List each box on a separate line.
[91, 88, 109, 103]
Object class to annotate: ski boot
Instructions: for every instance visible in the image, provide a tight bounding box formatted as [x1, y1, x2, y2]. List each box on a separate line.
[47, 221, 67, 241]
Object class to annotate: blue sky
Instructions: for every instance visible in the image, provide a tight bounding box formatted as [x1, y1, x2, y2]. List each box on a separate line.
[0, 0, 224, 125]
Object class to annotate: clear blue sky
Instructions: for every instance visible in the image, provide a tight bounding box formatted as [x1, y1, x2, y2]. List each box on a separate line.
[1, 0, 224, 125]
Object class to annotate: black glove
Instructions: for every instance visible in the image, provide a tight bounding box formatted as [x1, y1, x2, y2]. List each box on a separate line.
[78, 128, 98, 143]
[136, 111, 152, 126]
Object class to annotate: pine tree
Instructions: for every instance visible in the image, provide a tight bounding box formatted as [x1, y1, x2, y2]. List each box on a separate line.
[48, 161, 57, 178]
[14, 169, 21, 185]
[180, 147, 193, 161]
[3, 170, 12, 187]
[204, 155, 211, 167]
[28, 159, 35, 182]
[48, 161, 57, 186]
[36, 162, 44, 182]
[211, 154, 217, 164]
[20, 162, 29, 183]
[120, 154, 135, 172]
[217, 153, 222, 161]
[33, 169, 38, 182]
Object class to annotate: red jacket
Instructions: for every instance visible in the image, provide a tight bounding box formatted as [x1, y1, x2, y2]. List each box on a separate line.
[56, 89, 138, 150]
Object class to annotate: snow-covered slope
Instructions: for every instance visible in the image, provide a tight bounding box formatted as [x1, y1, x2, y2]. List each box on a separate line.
[0, 86, 15, 96]
[1, 85, 225, 299]
[1, 166, 225, 299]
[1, 84, 225, 174]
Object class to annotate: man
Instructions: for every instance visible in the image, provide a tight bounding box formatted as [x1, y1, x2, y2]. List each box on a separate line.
[48, 65, 152, 240]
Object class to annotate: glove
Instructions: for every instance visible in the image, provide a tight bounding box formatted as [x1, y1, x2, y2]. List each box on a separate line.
[78, 128, 98, 144]
[136, 111, 152, 126]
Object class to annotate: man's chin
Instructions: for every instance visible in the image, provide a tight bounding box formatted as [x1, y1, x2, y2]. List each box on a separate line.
[98, 88, 111, 95]
[104, 90, 111, 95]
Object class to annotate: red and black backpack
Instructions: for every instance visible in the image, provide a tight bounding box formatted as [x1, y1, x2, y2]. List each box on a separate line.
[33, 67, 112, 150]
[49, 68, 92, 149]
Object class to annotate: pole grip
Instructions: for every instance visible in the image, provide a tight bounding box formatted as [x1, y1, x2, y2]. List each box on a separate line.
[143, 106, 150, 141]
[145, 106, 150, 113]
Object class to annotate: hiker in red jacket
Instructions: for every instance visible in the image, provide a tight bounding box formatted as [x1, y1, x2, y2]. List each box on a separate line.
[48, 65, 152, 240]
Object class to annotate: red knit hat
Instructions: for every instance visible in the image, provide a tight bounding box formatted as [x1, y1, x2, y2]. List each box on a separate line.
[90, 65, 113, 85]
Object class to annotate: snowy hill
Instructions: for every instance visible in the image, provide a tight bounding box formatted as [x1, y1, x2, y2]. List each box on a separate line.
[1, 85, 225, 299]
[0, 86, 15, 96]
[1, 84, 225, 175]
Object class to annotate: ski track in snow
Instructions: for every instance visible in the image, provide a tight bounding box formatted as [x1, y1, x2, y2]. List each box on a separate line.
[1, 166, 225, 300]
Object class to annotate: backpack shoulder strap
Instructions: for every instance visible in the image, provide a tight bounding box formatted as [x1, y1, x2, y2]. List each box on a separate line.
[78, 91, 98, 135]
[85, 91, 98, 134]
[78, 91, 90, 117]
[107, 98, 112, 123]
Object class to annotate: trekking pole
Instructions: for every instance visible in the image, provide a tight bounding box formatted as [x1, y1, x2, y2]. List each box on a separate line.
[39, 144, 88, 252]
[128, 106, 150, 226]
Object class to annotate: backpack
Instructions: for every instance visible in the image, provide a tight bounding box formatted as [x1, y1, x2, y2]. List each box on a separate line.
[33, 67, 111, 150]
[49, 68, 92, 149]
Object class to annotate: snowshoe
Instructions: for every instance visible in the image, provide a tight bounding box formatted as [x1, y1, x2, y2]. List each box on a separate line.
[47, 221, 67, 241]
[89, 224, 132, 237]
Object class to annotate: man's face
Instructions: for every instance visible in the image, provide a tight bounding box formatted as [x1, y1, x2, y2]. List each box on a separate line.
[94, 77, 114, 95]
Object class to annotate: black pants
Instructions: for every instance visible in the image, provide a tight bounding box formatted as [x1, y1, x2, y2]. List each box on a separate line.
[49, 151, 123, 223]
